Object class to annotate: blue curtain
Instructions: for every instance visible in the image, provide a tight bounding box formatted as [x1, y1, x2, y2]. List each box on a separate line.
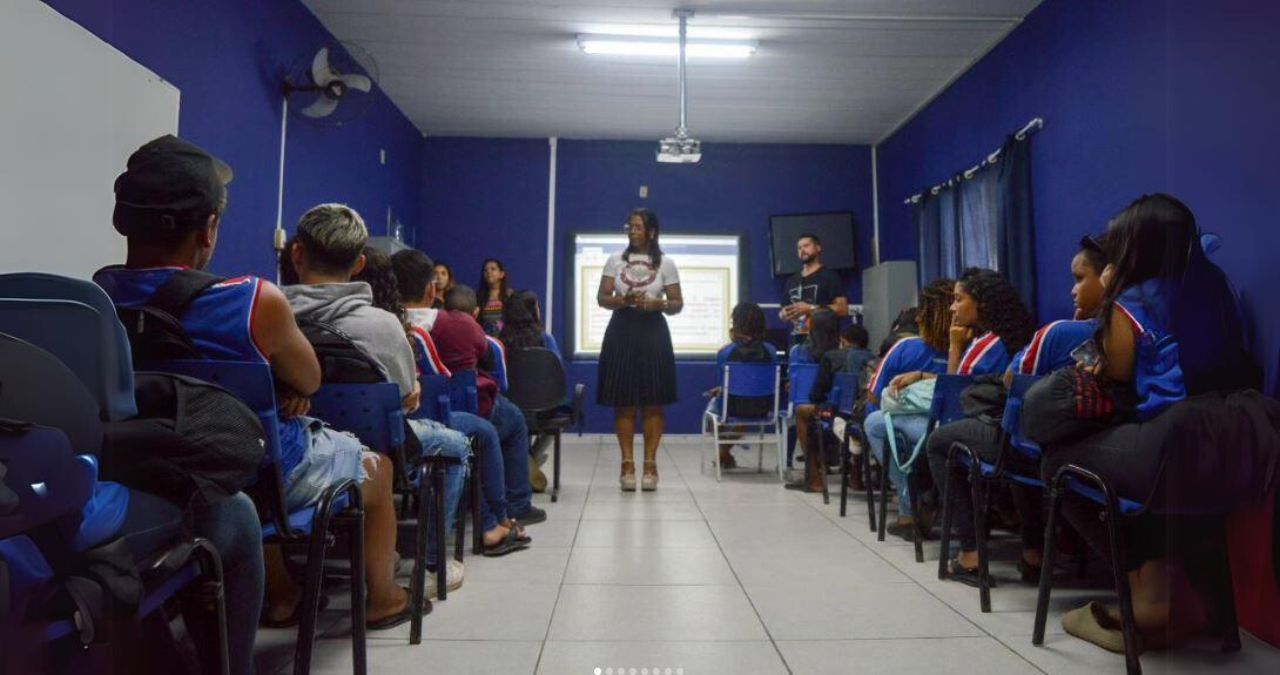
[913, 133, 1036, 317]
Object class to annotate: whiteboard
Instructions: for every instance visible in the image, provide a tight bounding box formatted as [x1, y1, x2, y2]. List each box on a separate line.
[0, 0, 180, 279]
[573, 234, 741, 356]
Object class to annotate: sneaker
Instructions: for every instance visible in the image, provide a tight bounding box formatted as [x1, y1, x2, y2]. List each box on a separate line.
[426, 559, 465, 600]
[530, 457, 548, 493]
[514, 506, 547, 525]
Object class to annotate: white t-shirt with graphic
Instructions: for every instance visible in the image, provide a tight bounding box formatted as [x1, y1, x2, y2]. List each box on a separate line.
[603, 251, 680, 299]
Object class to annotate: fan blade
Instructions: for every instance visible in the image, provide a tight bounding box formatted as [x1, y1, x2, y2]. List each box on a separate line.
[340, 74, 372, 93]
[300, 96, 339, 118]
[310, 47, 333, 85]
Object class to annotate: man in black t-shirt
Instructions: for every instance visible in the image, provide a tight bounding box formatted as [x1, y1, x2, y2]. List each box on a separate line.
[780, 233, 849, 340]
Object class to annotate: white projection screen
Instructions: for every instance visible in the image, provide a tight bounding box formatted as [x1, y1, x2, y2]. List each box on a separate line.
[573, 234, 741, 356]
[0, 0, 180, 279]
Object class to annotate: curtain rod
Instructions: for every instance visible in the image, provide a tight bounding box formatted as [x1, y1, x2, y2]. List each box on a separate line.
[903, 117, 1043, 205]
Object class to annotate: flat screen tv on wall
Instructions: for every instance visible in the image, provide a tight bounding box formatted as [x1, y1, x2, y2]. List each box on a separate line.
[768, 211, 857, 277]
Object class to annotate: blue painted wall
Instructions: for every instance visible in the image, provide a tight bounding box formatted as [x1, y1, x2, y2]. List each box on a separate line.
[877, 0, 1280, 394]
[420, 139, 874, 432]
[45, 0, 425, 280]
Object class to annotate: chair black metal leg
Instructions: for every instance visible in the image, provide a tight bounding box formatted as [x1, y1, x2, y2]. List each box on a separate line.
[409, 473, 431, 645]
[190, 539, 230, 675]
[471, 457, 483, 555]
[1103, 494, 1143, 675]
[454, 488, 467, 565]
[839, 434, 850, 518]
[434, 469, 447, 602]
[972, 472, 992, 613]
[294, 511, 334, 675]
[878, 444, 890, 541]
[1033, 484, 1062, 646]
[937, 448, 957, 581]
[864, 445, 877, 532]
[551, 430, 561, 503]
[817, 425, 830, 505]
[908, 472, 924, 563]
[344, 490, 367, 675]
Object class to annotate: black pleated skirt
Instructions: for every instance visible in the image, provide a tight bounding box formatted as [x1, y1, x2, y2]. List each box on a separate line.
[596, 307, 677, 407]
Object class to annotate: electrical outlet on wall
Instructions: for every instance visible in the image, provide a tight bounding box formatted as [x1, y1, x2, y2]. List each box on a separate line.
[639, 185, 648, 198]
[380, 148, 386, 165]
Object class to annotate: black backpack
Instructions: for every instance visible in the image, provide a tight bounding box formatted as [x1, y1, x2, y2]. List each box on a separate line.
[298, 319, 387, 385]
[116, 269, 224, 364]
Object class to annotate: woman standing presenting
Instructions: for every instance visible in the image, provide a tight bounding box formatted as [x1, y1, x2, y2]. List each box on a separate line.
[597, 208, 683, 491]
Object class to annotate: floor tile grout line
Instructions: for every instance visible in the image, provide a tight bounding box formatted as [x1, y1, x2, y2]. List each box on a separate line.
[532, 439, 600, 673]
[671, 442, 797, 675]
[792, 476, 1050, 674]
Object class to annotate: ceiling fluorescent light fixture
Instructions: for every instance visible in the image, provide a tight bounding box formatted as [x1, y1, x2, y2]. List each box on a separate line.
[577, 34, 757, 58]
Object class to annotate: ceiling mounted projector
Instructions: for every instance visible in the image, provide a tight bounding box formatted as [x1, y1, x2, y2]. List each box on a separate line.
[657, 10, 702, 164]
[657, 130, 702, 163]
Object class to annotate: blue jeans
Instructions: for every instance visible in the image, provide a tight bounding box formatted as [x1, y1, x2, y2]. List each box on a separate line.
[448, 411, 507, 532]
[408, 418, 469, 564]
[488, 395, 533, 516]
[191, 492, 264, 675]
[863, 410, 930, 517]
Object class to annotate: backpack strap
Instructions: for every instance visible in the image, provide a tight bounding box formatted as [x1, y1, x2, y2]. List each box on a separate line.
[147, 269, 224, 317]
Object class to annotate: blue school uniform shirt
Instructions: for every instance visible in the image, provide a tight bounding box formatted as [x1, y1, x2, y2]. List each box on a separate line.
[956, 332, 1013, 376]
[866, 337, 948, 404]
[1009, 320, 1098, 376]
[95, 266, 309, 477]
[1114, 280, 1186, 420]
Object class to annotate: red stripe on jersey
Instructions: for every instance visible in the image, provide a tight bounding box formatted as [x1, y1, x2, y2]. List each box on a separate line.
[1114, 302, 1144, 335]
[486, 336, 508, 373]
[867, 336, 914, 396]
[411, 326, 451, 378]
[958, 333, 999, 375]
[1020, 321, 1060, 375]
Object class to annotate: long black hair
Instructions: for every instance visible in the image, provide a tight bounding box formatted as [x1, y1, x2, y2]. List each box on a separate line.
[807, 309, 840, 364]
[498, 290, 546, 350]
[623, 208, 663, 266]
[478, 258, 510, 302]
[730, 302, 766, 343]
[958, 268, 1035, 356]
[353, 246, 404, 321]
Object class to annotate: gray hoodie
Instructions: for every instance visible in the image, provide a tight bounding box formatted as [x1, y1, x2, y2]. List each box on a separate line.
[285, 282, 416, 398]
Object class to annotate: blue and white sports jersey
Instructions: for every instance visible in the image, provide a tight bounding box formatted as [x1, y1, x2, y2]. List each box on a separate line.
[957, 332, 1012, 376]
[866, 336, 947, 403]
[1115, 280, 1185, 420]
[1010, 320, 1098, 376]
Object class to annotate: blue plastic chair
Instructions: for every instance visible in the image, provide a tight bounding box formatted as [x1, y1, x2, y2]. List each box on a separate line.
[0, 273, 137, 421]
[412, 370, 487, 559]
[309, 382, 460, 642]
[937, 374, 1047, 611]
[829, 371, 876, 525]
[0, 338, 227, 673]
[702, 362, 782, 482]
[413, 372, 454, 423]
[150, 360, 367, 675]
[486, 337, 508, 392]
[448, 369, 481, 415]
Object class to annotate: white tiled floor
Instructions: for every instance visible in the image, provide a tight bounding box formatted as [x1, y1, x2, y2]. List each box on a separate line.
[256, 435, 1280, 674]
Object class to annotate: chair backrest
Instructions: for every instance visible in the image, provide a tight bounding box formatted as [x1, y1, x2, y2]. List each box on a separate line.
[506, 347, 566, 413]
[0, 273, 137, 421]
[448, 369, 480, 415]
[486, 337, 508, 392]
[930, 374, 972, 427]
[832, 371, 859, 415]
[308, 383, 405, 453]
[1002, 374, 1042, 458]
[413, 372, 453, 423]
[788, 363, 819, 408]
[0, 334, 104, 455]
[145, 360, 290, 528]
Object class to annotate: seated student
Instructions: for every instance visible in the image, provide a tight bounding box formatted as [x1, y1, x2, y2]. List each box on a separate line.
[1045, 195, 1257, 653]
[284, 205, 473, 590]
[926, 252, 1093, 586]
[93, 136, 414, 635]
[787, 312, 850, 492]
[862, 279, 954, 538]
[431, 284, 545, 525]
[822, 324, 875, 489]
[703, 302, 779, 470]
[391, 249, 537, 548]
[498, 289, 563, 492]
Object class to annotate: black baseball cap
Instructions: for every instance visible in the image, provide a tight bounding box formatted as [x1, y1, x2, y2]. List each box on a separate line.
[113, 134, 233, 237]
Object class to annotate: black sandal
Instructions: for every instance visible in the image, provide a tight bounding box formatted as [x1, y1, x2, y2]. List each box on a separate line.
[946, 558, 996, 588]
[481, 527, 530, 557]
[366, 587, 432, 631]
